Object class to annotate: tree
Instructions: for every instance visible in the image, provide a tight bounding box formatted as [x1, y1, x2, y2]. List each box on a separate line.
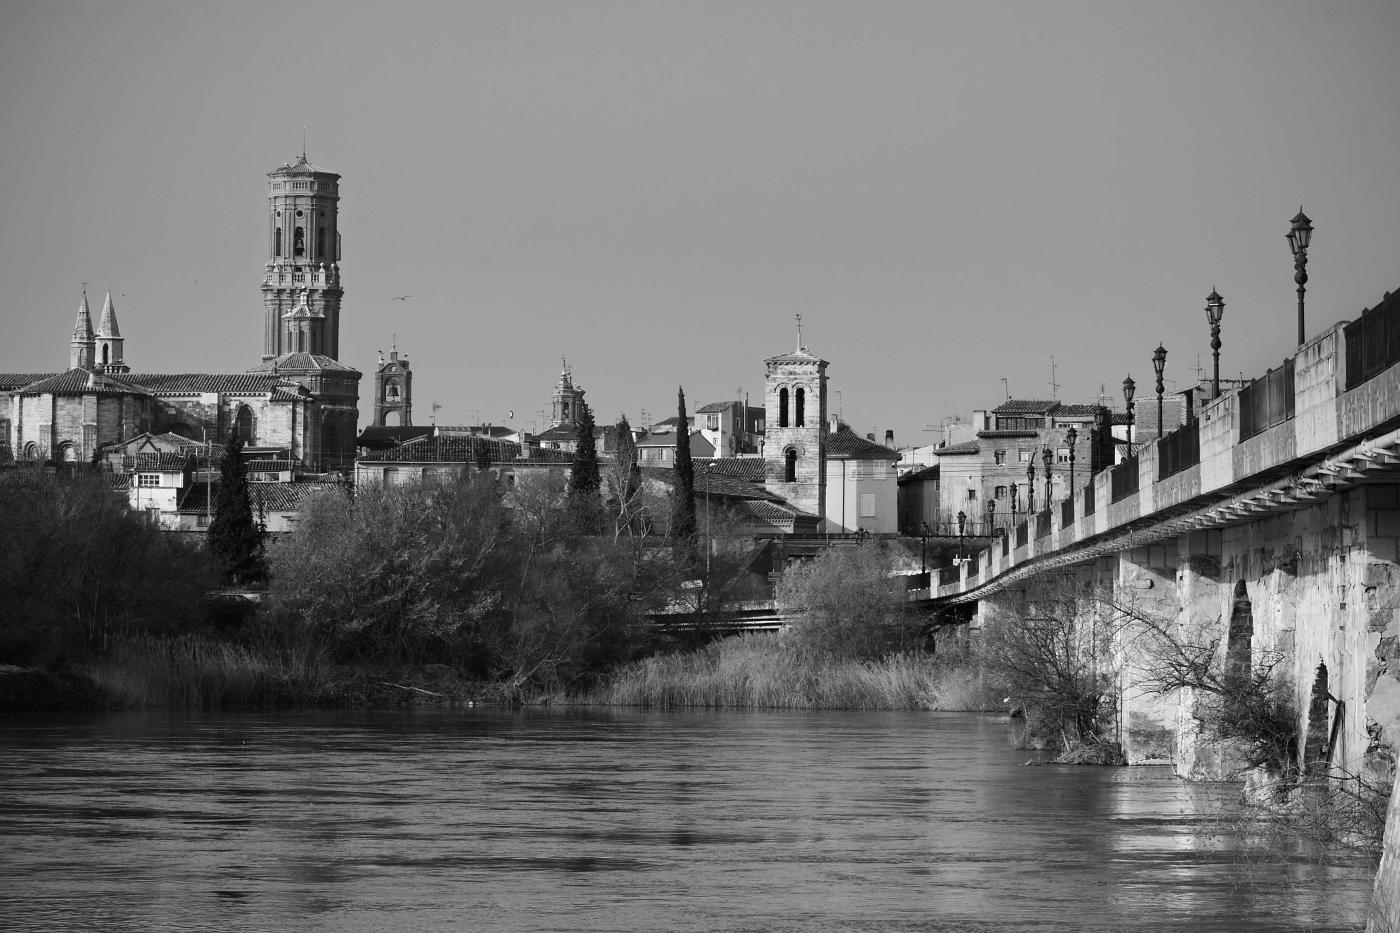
[775, 541, 921, 660]
[670, 386, 697, 542]
[567, 395, 601, 533]
[207, 430, 266, 588]
[604, 416, 645, 540]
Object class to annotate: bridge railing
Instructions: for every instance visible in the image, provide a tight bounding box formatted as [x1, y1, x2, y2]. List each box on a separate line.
[1110, 456, 1139, 503]
[1035, 509, 1052, 539]
[1345, 289, 1400, 390]
[1157, 420, 1200, 480]
[1015, 521, 1028, 548]
[1239, 359, 1295, 441]
[1082, 483, 1096, 517]
[1060, 498, 1074, 527]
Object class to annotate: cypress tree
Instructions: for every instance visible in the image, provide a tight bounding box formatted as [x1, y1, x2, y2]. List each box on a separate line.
[568, 396, 601, 533]
[670, 386, 697, 541]
[207, 429, 267, 587]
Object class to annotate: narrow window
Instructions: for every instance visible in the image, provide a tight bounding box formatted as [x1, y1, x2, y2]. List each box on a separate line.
[101, 345, 110, 365]
[294, 226, 306, 257]
[784, 448, 797, 482]
[275, 228, 282, 257]
[778, 388, 789, 428]
[317, 228, 326, 259]
[235, 406, 254, 443]
[795, 387, 806, 427]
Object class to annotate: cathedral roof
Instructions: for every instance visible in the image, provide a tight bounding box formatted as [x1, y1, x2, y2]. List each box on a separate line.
[764, 347, 826, 365]
[0, 373, 58, 391]
[131, 372, 307, 394]
[248, 353, 360, 375]
[15, 369, 152, 397]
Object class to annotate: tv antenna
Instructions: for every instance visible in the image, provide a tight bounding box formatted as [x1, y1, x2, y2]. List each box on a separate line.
[1047, 355, 1060, 399]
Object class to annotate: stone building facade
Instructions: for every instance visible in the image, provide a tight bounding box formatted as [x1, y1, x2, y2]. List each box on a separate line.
[761, 343, 828, 521]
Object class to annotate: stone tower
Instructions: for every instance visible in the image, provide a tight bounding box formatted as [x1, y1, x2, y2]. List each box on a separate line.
[762, 330, 828, 520]
[551, 359, 585, 427]
[69, 291, 95, 370]
[95, 291, 128, 374]
[373, 343, 413, 426]
[261, 152, 343, 361]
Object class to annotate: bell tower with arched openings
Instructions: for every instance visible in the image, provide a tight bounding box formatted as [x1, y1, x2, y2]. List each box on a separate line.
[373, 342, 413, 426]
[261, 151, 343, 361]
[551, 358, 585, 427]
[762, 317, 827, 520]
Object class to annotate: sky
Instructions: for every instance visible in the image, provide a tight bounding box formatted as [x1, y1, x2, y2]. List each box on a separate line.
[2, 1, 1399, 447]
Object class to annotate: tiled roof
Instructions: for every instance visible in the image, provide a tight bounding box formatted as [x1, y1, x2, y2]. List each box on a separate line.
[763, 348, 824, 364]
[993, 399, 1060, 415]
[535, 424, 580, 442]
[934, 441, 980, 456]
[693, 457, 767, 482]
[132, 373, 300, 394]
[696, 401, 738, 413]
[270, 154, 337, 177]
[696, 471, 783, 501]
[16, 369, 153, 396]
[977, 430, 1039, 439]
[246, 460, 296, 472]
[131, 452, 193, 471]
[248, 353, 360, 374]
[1052, 404, 1102, 418]
[178, 481, 345, 513]
[358, 435, 519, 463]
[898, 464, 940, 485]
[0, 373, 57, 391]
[827, 427, 899, 460]
[357, 425, 435, 449]
[436, 425, 516, 439]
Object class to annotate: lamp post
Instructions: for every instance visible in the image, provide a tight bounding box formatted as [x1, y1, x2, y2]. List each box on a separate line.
[1122, 375, 1136, 456]
[1287, 208, 1313, 347]
[1205, 289, 1225, 399]
[1066, 426, 1078, 496]
[1026, 462, 1036, 513]
[957, 509, 967, 563]
[1042, 446, 1053, 504]
[1152, 344, 1167, 439]
[1010, 481, 1019, 522]
[986, 497, 996, 537]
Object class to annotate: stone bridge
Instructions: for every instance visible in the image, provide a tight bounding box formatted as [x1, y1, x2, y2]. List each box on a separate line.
[925, 288, 1400, 783]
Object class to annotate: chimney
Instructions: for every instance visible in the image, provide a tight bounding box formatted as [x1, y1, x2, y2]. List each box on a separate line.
[884, 429, 894, 448]
[829, 413, 839, 434]
[866, 432, 875, 442]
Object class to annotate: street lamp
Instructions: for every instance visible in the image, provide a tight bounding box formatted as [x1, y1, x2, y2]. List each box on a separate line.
[1287, 208, 1313, 347]
[1152, 344, 1167, 440]
[1122, 375, 1136, 455]
[1042, 446, 1053, 504]
[986, 497, 996, 537]
[957, 509, 967, 563]
[1026, 461, 1036, 513]
[1066, 426, 1078, 496]
[1010, 481, 1019, 521]
[1205, 289, 1225, 399]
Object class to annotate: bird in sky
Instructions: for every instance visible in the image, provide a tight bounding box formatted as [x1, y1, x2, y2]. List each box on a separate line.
[392, 295, 412, 301]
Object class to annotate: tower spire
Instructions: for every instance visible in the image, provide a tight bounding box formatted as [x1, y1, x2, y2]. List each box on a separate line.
[70, 287, 95, 370]
[94, 289, 128, 372]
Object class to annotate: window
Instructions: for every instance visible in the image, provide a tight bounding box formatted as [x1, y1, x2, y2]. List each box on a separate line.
[1019, 449, 1033, 462]
[706, 413, 719, 431]
[294, 226, 305, 257]
[275, 228, 282, 257]
[795, 387, 806, 427]
[778, 388, 789, 427]
[859, 494, 876, 517]
[997, 416, 1044, 431]
[784, 448, 797, 483]
[994, 450, 1006, 465]
[235, 406, 253, 443]
[966, 488, 977, 501]
[995, 485, 1007, 498]
[1057, 447, 1071, 464]
[251, 471, 280, 483]
[137, 473, 161, 488]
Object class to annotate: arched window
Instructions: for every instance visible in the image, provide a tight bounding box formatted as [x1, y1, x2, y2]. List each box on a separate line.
[235, 405, 254, 443]
[275, 228, 282, 257]
[795, 387, 806, 427]
[294, 226, 305, 257]
[58, 443, 77, 462]
[101, 345, 109, 365]
[784, 448, 797, 483]
[778, 388, 789, 428]
[317, 228, 326, 259]
[23, 442, 39, 461]
[384, 410, 401, 426]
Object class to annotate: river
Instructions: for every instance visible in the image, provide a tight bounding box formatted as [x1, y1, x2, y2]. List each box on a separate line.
[0, 708, 1376, 932]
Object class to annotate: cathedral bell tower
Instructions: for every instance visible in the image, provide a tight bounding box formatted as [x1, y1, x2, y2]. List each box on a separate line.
[262, 152, 343, 361]
[373, 343, 413, 426]
[551, 358, 584, 427]
[762, 320, 828, 520]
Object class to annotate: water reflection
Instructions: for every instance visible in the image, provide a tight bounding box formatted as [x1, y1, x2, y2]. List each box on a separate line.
[0, 709, 1374, 932]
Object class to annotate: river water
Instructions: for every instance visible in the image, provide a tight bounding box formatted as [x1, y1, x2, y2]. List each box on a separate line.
[0, 709, 1375, 932]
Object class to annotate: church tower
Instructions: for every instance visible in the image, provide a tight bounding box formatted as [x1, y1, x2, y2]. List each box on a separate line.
[373, 343, 413, 426]
[762, 322, 828, 520]
[69, 291, 95, 370]
[261, 152, 343, 361]
[551, 359, 585, 427]
[95, 291, 128, 374]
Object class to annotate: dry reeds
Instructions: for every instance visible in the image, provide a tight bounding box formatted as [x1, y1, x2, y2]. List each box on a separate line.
[588, 635, 996, 710]
[85, 635, 337, 707]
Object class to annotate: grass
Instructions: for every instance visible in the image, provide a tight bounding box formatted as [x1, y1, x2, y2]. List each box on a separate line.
[84, 634, 340, 708]
[585, 634, 998, 710]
